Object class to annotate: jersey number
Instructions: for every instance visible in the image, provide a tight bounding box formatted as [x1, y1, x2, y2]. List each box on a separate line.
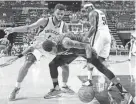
[102, 17, 107, 25]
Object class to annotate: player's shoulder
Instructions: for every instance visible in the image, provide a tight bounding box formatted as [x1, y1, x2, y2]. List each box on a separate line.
[37, 17, 50, 27]
[89, 10, 98, 17]
[38, 17, 49, 22]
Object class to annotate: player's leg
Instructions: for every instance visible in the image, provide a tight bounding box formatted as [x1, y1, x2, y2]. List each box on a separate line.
[61, 64, 69, 87]
[86, 30, 106, 85]
[87, 51, 133, 103]
[9, 53, 36, 101]
[16, 53, 36, 85]
[44, 54, 77, 99]
[9, 49, 41, 101]
[61, 64, 75, 94]
[83, 56, 106, 86]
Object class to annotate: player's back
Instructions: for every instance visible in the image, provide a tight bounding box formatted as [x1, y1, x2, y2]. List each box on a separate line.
[51, 32, 87, 46]
[92, 9, 109, 30]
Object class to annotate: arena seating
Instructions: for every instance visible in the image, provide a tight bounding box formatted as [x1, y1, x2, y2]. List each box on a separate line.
[0, 1, 135, 55]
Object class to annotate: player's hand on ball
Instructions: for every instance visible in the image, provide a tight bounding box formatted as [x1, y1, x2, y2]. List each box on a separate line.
[4, 27, 14, 35]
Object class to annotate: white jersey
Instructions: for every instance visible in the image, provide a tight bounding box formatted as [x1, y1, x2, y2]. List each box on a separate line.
[131, 39, 136, 56]
[90, 9, 111, 58]
[38, 17, 64, 40]
[33, 17, 65, 49]
[31, 17, 65, 60]
[93, 9, 109, 30]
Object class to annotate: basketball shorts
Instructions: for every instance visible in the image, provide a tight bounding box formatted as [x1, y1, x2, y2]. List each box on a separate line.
[91, 29, 111, 59]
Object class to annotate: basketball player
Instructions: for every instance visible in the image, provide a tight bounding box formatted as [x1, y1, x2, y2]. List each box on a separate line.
[82, 4, 133, 103]
[0, 38, 9, 56]
[129, 31, 136, 58]
[4, 4, 74, 101]
[60, 3, 112, 90]
[42, 32, 133, 104]
[82, 3, 111, 85]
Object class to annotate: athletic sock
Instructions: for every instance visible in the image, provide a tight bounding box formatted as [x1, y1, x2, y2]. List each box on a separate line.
[62, 82, 67, 87]
[53, 81, 59, 89]
[15, 82, 21, 88]
[116, 83, 129, 99]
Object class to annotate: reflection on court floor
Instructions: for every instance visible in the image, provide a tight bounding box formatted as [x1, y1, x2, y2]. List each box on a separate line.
[0, 55, 135, 104]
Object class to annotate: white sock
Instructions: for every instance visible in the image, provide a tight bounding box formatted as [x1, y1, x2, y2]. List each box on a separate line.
[62, 82, 67, 87]
[88, 70, 93, 80]
[15, 82, 21, 88]
[55, 85, 60, 90]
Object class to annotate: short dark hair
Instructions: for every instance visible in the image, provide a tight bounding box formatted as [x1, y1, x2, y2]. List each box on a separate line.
[42, 40, 56, 52]
[81, 8, 86, 13]
[54, 4, 66, 10]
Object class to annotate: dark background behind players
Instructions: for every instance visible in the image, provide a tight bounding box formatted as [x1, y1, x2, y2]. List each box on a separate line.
[0, 29, 17, 55]
[0, 0, 135, 56]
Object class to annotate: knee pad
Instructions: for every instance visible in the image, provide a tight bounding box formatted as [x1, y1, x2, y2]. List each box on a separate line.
[25, 53, 36, 63]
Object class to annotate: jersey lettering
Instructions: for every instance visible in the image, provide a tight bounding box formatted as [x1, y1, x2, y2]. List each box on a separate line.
[44, 29, 60, 36]
[102, 17, 107, 25]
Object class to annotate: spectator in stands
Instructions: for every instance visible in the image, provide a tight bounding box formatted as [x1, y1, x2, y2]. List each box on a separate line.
[7, 33, 16, 56]
[111, 35, 117, 49]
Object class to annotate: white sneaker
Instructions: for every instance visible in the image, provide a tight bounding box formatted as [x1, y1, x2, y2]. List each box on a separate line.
[120, 93, 133, 104]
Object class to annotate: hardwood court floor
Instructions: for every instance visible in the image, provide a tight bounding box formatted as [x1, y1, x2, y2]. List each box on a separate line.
[0, 55, 135, 104]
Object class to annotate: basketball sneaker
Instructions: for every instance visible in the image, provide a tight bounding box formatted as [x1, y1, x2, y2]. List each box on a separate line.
[120, 92, 133, 104]
[61, 86, 75, 94]
[44, 88, 62, 99]
[9, 87, 20, 101]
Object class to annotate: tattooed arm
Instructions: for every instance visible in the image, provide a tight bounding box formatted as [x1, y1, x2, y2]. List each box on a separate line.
[62, 37, 88, 49]
[86, 11, 98, 38]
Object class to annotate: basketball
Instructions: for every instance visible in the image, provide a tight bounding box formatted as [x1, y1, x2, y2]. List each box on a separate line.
[78, 86, 95, 103]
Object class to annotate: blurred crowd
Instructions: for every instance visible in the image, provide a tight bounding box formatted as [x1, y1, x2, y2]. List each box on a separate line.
[0, 1, 135, 56]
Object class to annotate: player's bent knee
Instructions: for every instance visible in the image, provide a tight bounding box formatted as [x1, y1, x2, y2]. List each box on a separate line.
[25, 53, 36, 63]
[61, 64, 69, 70]
[49, 61, 56, 68]
[49, 60, 61, 70]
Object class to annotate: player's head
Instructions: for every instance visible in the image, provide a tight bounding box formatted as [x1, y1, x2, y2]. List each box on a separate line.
[81, 8, 87, 17]
[83, 3, 95, 13]
[54, 4, 66, 21]
[42, 39, 57, 54]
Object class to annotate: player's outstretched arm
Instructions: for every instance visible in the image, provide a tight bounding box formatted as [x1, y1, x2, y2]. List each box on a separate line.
[4, 18, 48, 34]
[62, 37, 88, 49]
